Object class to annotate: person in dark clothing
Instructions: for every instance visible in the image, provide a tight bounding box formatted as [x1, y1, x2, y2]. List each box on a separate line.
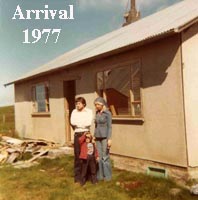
[79, 132, 99, 186]
[70, 97, 93, 183]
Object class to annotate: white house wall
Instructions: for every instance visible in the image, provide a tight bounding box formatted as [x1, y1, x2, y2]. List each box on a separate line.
[182, 23, 198, 167]
[15, 76, 67, 144]
[14, 34, 188, 167]
[14, 65, 97, 145]
[91, 34, 187, 167]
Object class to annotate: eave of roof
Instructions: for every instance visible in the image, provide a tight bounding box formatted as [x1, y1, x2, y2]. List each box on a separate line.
[5, 30, 177, 87]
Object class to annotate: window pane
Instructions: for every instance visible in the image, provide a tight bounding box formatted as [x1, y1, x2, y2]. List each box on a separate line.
[96, 62, 142, 118]
[36, 85, 46, 112]
[97, 72, 104, 97]
[133, 102, 141, 116]
[131, 62, 141, 116]
[104, 66, 131, 116]
[131, 64, 141, 101]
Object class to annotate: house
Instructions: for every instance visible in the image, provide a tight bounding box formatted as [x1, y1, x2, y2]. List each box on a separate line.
[5, 0, 198, 181]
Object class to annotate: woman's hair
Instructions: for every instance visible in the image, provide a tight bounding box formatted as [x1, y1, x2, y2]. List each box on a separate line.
[94, 97, 108, 112]
[75, 97, 86, 106]
[94, 97, 107, 107]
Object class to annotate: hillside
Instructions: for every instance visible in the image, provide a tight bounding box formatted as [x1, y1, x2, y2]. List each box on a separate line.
[0, 105, 15, 135]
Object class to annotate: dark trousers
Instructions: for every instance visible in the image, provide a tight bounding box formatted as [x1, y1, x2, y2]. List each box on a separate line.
[74, 132, 84, 183]
[81, 155, 98, 185]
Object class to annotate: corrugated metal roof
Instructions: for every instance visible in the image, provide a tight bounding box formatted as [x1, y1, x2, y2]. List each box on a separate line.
[5, 0, 198, 86]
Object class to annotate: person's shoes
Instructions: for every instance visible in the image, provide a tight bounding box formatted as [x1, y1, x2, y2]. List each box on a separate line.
[103, 178, 111, 182]
[80, 181, 86, 186]
[74, 180, 81, 186]
[91, 179, 98, 184]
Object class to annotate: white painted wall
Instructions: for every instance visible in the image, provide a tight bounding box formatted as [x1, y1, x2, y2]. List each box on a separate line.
[14, 34, 188, 167]
[182, 23, 198, 167]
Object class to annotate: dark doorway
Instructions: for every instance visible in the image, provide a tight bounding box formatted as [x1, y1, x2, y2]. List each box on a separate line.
[63, 80, 76, 145]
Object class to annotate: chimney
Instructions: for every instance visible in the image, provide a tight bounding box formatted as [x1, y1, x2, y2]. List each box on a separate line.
[131, 0, 135, 10]
[123, 0, 140, 26]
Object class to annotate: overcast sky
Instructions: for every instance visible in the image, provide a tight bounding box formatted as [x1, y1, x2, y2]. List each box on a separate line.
[0, 0, 182, 107]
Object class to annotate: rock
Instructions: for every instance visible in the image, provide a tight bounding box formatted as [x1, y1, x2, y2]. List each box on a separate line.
[116, 181, 121, 186]
[48, 147, 73, 157]
[190, 184, 198, 195]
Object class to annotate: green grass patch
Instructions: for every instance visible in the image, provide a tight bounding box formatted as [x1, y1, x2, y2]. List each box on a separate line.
[0, 155, 197, 200]
[0, 105, 15, 135]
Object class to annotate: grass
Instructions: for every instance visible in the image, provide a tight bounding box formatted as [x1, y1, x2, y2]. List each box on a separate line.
[0, 105, 15, 136]
[0, 105, 197, 199]
[0, 155, 197, 200]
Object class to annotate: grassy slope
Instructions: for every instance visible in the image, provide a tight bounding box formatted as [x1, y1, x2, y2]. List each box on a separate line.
[0, 105, 15, 134]
[0, 155, 197, 200]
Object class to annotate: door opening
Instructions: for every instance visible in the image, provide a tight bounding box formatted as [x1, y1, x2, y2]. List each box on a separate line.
[63, 80, 76, 145]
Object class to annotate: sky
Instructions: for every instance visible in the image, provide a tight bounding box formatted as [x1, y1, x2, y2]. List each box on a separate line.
[0, 0, 182, 107]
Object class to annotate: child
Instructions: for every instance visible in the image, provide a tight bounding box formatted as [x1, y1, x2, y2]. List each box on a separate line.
[79, 132, 99, 185]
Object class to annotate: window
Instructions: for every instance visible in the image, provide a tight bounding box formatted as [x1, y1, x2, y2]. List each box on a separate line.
[32, 83, 50, 113]
[97, 61, 142, 118]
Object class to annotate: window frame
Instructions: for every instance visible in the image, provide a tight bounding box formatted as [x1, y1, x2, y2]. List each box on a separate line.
[31, 82, 50, 114]
[96, 60, 143, 120]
